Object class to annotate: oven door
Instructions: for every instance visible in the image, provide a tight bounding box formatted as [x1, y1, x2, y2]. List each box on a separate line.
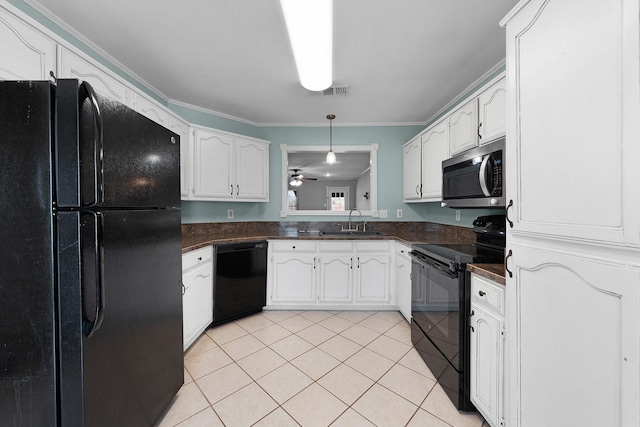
[410, 253, 462, 370]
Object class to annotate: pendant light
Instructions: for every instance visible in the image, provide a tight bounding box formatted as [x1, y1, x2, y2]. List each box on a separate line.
[326, 114, 336, 164]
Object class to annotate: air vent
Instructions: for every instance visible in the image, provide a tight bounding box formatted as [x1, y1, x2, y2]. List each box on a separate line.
[308, 85, 349, 96]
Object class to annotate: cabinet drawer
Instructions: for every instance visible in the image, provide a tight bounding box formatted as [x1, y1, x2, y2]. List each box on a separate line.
[354, 240, 392, 252]
[270, 240, 317, 253]
[182, 246, 213, 271]
[471, 273, 505, 314]
[395, 243, 411, 258]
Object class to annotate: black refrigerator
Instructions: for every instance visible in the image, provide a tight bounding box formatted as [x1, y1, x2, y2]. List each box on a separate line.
[0, 79, 184, 426]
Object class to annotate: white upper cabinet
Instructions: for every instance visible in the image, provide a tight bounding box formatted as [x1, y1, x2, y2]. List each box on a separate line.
[58, 47, 133, 107]
[135, 93, 170, 127]
[0, 8, 56, 80]
[234, 136, 270, 201]
[403, 135, 422, 201]
[165, 115, 191, 199]
[190, 127, 270, 202]
[477, 77, 506, 145]
[192, 127, 234, 200]
[420, 119, 449, 201]
[449, 98, 479, 156]
[503, 0, 640, 247]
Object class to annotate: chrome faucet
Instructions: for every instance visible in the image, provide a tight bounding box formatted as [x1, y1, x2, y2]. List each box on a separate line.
[348, 209, 362, 231]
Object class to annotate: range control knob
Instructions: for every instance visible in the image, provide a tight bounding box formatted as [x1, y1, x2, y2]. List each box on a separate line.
[490, 198, 498, 205]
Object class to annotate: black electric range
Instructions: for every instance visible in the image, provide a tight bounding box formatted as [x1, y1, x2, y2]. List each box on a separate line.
[409, 215, 505, 411]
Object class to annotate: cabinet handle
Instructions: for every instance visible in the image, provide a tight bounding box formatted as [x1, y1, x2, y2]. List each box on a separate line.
[313, 257, 316, 269]
[416, 185, 420, 196]
[357, 257, 360, 268]
[469, 309, 475, 332]
[506, 199, 514, 228]
[181, 283, 185, 296]
[478, 122, 483, 139]
[236, 185, 239, 196]
[505, 249, 513, 278]
[230, 185, 233, 196]
[479, 290, 486, 297]
[350, 257, 353, 269]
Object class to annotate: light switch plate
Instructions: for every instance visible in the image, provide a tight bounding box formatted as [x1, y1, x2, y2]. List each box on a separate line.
[380, 209, 388, 218]
[397, 209, 403, 218]
[455, 210, 460, 221]
[227, 209, 234, 219]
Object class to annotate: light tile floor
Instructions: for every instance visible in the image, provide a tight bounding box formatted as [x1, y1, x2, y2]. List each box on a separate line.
[156, 310, 488, 427]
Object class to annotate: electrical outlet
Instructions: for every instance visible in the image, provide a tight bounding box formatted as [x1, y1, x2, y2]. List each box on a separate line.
[455, 210, 460, 221]
[397, 209, 403, 218]
[380, 209, 388, 218]
[227, 209, 234, 219]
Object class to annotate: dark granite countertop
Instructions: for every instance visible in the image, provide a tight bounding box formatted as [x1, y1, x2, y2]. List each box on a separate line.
[467, 263, 506, 285]
[181, 221, 477, 253]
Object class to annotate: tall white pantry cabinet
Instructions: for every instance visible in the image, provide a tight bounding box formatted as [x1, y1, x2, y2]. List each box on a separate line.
[501, 1, 640, 426]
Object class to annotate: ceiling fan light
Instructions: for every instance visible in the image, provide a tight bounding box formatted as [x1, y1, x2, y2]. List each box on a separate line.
[280, 0, 333, 91]
[326, 149, 336, 164]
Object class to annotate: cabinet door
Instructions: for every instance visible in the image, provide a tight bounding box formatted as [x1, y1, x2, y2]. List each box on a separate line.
[395, 247, 411, 322]
[192, 129, 234, 200]
[478, 77, 506, 145]
[235, 137, 269, 201]
[166, 116, 191, 199]
[506, 244, 640, 427]
[420, 119, 449, 201]
[355, 255, 390, 303]
[449, 99, 478, 156]
[504, 0, 640, 247]
[58, 48, 132, 107]
[0, 10, 56, 80]
[318, 255, 353, 303]
[403, 136, 422, 201]
[270, 254, 316, 303]
[182, 261, 213, 350]
[135, 93, 169, 127]
[470, 303, 503, 427]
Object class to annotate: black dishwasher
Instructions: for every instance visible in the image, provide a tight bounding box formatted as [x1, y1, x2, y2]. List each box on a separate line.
[213, 241, 268, 326]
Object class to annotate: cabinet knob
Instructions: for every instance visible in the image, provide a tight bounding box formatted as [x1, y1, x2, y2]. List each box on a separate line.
[198, 257, 202, 261]
[479, 290, 486, 297]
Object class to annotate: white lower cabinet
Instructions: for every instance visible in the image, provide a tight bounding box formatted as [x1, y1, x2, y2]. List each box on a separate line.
[182, 246, 213, 351]
[267, 240, 394, 309]
[469, 273, 505, 427]
[394, 243, 412, 322]
[318, 241, 354, 303]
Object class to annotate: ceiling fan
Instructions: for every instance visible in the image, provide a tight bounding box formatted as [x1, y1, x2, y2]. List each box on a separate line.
[289, 168, 317, 187]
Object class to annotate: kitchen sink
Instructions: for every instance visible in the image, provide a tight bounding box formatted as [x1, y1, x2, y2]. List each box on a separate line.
[320, 230, 387, 236]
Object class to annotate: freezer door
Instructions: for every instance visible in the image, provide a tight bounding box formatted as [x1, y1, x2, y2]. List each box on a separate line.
[57, 209, 183, 427]
[0, 81, 57, 426]
[56, 80, 181, 209]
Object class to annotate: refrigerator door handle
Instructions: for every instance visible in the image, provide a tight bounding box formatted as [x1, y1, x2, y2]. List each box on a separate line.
[79, 81, 104, 207]
[82, 211, 105, 337]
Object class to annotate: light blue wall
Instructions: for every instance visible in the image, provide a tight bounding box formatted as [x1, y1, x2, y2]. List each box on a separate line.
[181, 124, 426, 223]
[9, 0, 504, 228]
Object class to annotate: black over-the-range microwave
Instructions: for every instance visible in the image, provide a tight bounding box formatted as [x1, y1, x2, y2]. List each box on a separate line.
[441, 138, 505, 208]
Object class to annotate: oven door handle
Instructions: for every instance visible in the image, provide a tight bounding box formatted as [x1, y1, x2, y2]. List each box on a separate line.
[410, 252, 458, 279]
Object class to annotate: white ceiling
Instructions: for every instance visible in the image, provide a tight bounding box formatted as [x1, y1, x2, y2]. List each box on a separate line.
[28, 0, 517, 125]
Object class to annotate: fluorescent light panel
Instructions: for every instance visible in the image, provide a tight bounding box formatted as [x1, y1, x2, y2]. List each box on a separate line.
[280, 0, 333, 91]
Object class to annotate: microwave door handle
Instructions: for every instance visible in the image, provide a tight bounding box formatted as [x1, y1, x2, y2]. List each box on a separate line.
[479, 154, 492, 197]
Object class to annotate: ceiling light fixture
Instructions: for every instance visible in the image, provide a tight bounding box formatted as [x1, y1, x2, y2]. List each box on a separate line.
[280, 0, 333, 91]
[326, 114, 336, 164]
